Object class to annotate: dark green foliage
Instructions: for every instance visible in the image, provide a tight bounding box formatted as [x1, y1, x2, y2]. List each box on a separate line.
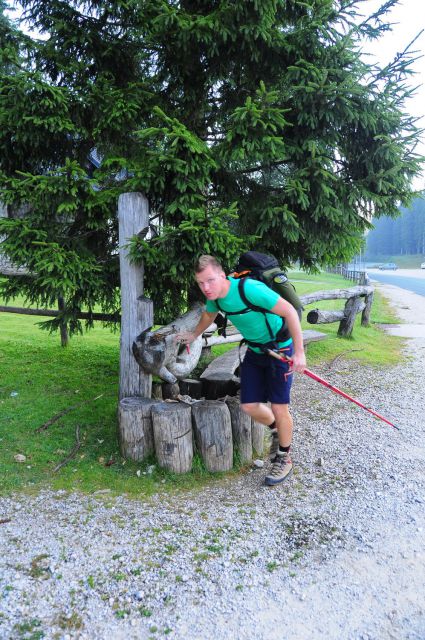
[0, 0, 423, 330]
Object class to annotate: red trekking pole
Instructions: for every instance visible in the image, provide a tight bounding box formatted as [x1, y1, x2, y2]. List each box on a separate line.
[267, 349, 399, 431]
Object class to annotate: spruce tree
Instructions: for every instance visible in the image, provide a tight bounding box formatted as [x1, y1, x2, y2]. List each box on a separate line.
[0, 0, 423, 331]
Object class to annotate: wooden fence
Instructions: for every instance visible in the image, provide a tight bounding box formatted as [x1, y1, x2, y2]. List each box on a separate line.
[300, 285, 374, 337]
[326, 265, 370, 285]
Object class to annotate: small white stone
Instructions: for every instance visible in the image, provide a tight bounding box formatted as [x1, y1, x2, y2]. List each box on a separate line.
[253, 459, 264, 469]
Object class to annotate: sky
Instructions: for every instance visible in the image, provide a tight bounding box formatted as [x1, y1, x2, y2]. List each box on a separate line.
[360, 0, 425, 186]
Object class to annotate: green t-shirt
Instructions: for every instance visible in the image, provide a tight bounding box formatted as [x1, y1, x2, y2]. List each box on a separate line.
[206, 277, 292, 353]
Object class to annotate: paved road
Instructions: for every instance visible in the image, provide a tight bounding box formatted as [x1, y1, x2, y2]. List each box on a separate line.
[368, 268, 425, 298]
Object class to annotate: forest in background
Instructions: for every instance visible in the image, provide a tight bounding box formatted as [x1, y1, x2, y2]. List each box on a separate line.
[365, 193, 425, 258]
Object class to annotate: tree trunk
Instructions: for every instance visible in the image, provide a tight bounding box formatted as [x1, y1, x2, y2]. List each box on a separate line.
[251, 420, 265, 456]
[191, 400, 233, 472]
[118, 192, 153, 399]
[151, 402, 193, 473]
[226, 397, 252, 463]
[118, 397, 161, 461]
[57, 295, 69, 347]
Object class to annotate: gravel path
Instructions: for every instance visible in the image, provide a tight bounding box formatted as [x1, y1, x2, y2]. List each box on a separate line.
[1, 284, 424, 640]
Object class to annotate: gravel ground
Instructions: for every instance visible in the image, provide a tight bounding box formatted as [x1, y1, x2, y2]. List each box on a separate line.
[1, 285, 425, 640]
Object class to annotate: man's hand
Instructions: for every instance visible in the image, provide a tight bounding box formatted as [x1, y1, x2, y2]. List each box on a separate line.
[290, 350, 306, 374]
[175, 330, 197, 345]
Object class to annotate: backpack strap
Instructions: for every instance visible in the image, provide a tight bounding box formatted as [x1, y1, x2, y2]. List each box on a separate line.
[214, 292, 251, 339]
[238, 278, 290, 345]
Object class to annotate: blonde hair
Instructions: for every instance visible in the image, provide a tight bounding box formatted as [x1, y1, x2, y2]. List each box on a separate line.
[195, 255, 223, 273]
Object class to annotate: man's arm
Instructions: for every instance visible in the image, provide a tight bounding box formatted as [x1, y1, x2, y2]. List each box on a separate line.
[175, 310, 218, 345]
[270, 298, 306, 373]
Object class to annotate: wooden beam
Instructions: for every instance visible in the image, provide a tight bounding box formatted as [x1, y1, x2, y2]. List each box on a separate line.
[0, 305, 120, 321]
[118, 192, 153, 399]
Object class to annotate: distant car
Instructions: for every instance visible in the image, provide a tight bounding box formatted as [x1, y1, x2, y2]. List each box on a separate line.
[421, 262, 425, 269]
[378, 263, 398, 270]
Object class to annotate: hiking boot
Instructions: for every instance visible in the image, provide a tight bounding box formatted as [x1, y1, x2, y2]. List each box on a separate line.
[265, 451, 293, 486]
[269, 430, 279, 461]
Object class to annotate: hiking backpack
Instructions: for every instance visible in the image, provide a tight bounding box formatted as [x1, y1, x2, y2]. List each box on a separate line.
[215, 251, 303, 347]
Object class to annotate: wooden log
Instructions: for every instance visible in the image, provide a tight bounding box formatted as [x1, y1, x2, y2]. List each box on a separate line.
[191, 400, 233, 472]
[118, 192, 153, 399]
[162, 382, 180, 400]
[179, 379, 203, 399]
[118, 397, 161, 461]
[201, 373, 240, 400]
[300, 285, 373, 306]
[338, 296, 364, 337]
[226, 397, 252, 463]
[151, 403, 193, 473]
[251, 420, 265, 456]
[307, 308, 345, 325]
[202, 333, 243, 347]
[361, 290, 374, 326]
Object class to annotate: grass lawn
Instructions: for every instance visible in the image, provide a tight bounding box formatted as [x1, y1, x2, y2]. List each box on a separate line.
[0, 271, 404, 497]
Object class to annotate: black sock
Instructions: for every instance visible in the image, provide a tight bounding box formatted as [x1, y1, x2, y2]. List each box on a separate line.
[279, 445, 290, 454]
[267, 421, 276, 431]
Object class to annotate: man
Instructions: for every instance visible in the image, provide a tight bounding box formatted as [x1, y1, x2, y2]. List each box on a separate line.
[177, 255, 306, 486]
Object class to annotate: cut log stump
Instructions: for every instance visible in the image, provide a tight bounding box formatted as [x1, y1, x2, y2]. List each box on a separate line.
[151, 402, 193, 473]
[162, 382, 180, 400]
[118, 397, 161, 461]
[179, 379, 203, 399]
[192, 400, 233, 472]
[251, 420, 265, 456]
[226, 397, 252, 463]
[201, 373, 240, 400]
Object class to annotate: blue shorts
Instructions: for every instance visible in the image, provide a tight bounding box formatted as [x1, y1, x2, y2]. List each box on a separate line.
[239, 344, 294, 405]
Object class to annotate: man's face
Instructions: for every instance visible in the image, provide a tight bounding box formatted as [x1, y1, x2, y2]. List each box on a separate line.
[195, 265, 227, 300]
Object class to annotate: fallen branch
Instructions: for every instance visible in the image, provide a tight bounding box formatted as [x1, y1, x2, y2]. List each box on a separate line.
[35, 394, 104, 433]
[326, 349, 364, 369]
[53, 425, 82, 473]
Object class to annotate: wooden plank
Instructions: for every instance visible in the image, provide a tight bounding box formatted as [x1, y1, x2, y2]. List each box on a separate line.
[200, 346, 246, 379]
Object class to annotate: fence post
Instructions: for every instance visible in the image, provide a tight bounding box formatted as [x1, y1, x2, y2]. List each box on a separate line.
[361, 290, 374, 326]
[118, 192, 153, 399]
[338, 296, 363, 337]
